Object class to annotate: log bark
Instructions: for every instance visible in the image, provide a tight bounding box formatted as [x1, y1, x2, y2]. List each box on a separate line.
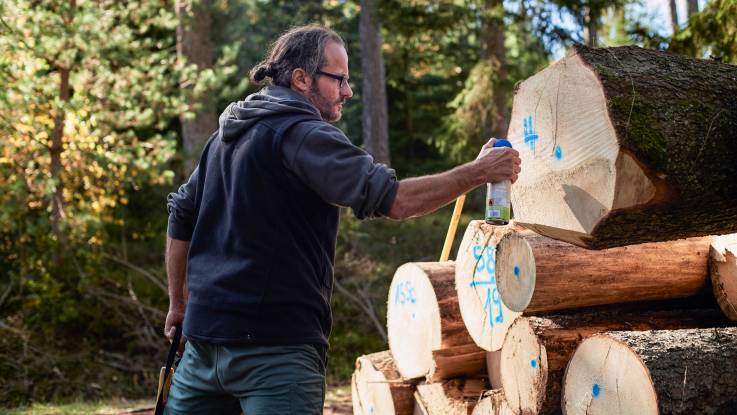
[493, 222, 714, 313]
[710, 234, 737, 320]
[388, 262, 484, 380]
[413, 378, 486, 415]
[359, 0, 390, 165]
[562, 327, 737, 414]
[508, 45, 737, 249]
[455, 221, 522, 351]
[471, 389, 515, 415]
[352, 351, 417, 415]
[500, 308, 730, 415]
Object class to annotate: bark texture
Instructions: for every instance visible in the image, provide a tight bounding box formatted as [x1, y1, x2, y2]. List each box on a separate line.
[570, 328, 737, 414]
[359, 0, 390, 165]
[575, 45, 737, 248]
[503, 309, 730, 415]
[518, 230, 712, 313]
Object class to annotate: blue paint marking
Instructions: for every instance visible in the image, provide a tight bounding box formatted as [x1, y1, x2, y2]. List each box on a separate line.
[513, 265, 520, 278]
[412, 312, 416, 320]
[523, 115, 539, 152]
[530, 359, 537, 369]
[395, 281, 417, 305]
[554, 145, 563, 160]
[470, 244, 504, 327]
[592, 384, 601, 398]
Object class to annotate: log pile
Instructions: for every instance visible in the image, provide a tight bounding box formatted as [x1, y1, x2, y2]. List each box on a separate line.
[352, 45, 737, 414]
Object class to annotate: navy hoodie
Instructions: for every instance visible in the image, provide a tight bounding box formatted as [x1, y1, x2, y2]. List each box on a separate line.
[167, 86, 398, 346]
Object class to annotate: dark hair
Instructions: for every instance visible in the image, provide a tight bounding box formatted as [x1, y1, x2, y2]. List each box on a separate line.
[249, 25, 344, 88]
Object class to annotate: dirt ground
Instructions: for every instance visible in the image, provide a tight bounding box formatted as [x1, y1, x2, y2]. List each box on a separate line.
[113, 385, 352, 415]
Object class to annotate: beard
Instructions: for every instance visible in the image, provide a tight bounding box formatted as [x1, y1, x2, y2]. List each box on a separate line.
[309, 83, 343, 122]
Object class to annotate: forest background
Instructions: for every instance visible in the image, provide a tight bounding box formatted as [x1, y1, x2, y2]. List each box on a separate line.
[0, 0, 734, 409]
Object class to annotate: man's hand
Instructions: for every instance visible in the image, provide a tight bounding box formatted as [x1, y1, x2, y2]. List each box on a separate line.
[475, 137, 521, 183]
[165, 305, 185, 341]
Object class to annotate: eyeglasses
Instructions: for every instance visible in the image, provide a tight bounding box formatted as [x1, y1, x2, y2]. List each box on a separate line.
[315, 70, 350, 89]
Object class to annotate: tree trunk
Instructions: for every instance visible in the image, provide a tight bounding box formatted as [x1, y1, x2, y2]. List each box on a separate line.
[481, 0, 508, 139]
[352, 351, 417, 415]
[50, 66, 70, 264]
[584, 4, 598, 47]
[455, 221, 522, 351]
[669, 0, 679, 34]
[710, 234, 737, 320]
[491, 222, 718, 313]
[500, 309, 730, 415]
[413, 378, 486, 415]
[388, 262, 484, 380]
[562, 328, 737, 414]
[508, 45, 737, 249]
[471, 389, 515, 415]
[176, 0, 218, 173]
[686, 0, 699, 18]
[359, 0, 390, 165]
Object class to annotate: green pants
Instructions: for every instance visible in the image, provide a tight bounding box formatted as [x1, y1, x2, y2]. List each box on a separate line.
[164, 341, 326, 415]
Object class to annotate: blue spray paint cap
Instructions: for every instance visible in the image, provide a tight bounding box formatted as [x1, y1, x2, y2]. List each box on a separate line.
[493, 138, 512, 148]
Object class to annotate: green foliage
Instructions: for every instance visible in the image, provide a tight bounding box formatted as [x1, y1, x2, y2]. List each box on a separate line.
[438, 60, 499, 161]
[670, 0, 737, 64]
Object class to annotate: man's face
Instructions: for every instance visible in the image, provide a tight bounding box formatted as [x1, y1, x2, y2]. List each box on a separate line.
[308, 41, 353, 122]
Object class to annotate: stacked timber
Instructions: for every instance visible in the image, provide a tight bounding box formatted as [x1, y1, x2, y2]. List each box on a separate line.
[352, 45, 737, 414]
[386, 262, 486, 382]
[351, 351, 417, 415]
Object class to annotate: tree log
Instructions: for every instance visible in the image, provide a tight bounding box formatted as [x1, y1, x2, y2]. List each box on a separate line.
[351, 351, 417, 415]
[493, 223, 713, 313]
[562, 327, 737, 414]
[507, 44, 737, 249]
[413, 378, 486, 415]
[388, 262, 484, 380]
[710, 234, 737, 320]
[455, 221, 522, 351]
[500, 308, 729, 415]
[471, 389, 515, 415]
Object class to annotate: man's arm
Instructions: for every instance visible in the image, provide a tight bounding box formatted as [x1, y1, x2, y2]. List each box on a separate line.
[165, 237, 189, 341]
[387, 141, 520, 220]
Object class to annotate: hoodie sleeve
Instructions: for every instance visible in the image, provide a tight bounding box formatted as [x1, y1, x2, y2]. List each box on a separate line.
[167, 167, 199, 241]
[283, 122, 398, 219]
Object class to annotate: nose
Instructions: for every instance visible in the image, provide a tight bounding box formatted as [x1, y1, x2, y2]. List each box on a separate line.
[342, 82, 353, 99]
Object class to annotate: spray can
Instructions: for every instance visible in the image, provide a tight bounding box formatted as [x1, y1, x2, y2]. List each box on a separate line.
[485, 138, 512, 225]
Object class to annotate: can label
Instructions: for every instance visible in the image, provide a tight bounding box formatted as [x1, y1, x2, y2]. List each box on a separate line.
[486, 181, 511, 223]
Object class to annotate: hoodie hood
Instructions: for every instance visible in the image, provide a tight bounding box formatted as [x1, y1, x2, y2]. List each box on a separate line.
[218, 86, 322, 142]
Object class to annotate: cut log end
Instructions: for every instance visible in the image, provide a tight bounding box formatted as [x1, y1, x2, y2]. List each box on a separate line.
[387, 263, 445, 379]
[562, 335, 658, 415]
[455, 221, 522, 351]
[495, 230, 536, 312]
[710, 234, 737, 321]
[352, 351, 415, 415]
[471, 390, 516, 415]
[500, 318, 548, 415]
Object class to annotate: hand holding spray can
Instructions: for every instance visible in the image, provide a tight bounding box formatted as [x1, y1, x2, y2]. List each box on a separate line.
[485, 138, 512, 224]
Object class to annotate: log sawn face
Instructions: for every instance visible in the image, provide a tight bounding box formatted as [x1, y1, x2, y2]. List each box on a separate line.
[508, 44, 737, 249]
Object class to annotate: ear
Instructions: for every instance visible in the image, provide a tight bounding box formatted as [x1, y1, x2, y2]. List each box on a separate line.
[291, 68, 312, 94]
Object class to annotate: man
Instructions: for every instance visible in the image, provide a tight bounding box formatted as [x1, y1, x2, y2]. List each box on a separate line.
[164, 25, 520, 414]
